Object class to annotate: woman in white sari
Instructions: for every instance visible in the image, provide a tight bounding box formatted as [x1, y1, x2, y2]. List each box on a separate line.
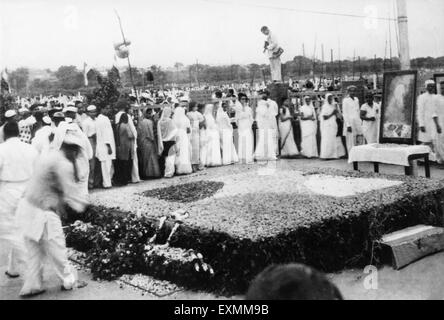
[320, 94, 346, 159]
[157, 106, 178, 177]
[216, 103, 239, 165]
[236, 95, 254, 164]
[172, 106, 193, 175]
[278, 104, 299, 157]
[203, 104, 222, 167]
[187, 102, 205, 172]
[254, 99, 278, 161]
[299, 96, 319, 158]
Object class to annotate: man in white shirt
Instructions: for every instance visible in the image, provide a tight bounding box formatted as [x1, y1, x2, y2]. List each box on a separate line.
[261, 26, 282, 82]
[0, 122, 38, 278]
[433, 81, 444, 163]
[360, 94, 380, 144]
[95, 105, 116, 188]
[82, 105, 98, 189]
[342, 86, 363, 153]
[417, 80, 441, 152]
[115, 99, 140, 184]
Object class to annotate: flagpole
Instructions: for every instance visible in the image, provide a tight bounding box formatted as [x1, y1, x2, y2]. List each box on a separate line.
[115, 10, 139, 103]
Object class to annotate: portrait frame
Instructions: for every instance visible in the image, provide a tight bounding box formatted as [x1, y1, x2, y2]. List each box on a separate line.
[434, 73, 444, 95]
[379, 70, 418, 145]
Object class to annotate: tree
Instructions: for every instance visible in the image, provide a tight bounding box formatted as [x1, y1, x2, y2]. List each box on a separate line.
[55, 65, 83, 90]
[9, 68, 29, 92]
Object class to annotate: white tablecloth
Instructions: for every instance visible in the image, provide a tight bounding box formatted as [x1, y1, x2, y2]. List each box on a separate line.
[348, 144, 431, 167]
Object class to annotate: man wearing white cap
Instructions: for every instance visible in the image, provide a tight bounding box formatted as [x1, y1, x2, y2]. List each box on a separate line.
[0, 122, 38, 279]
[18, 107, 33, 144]
[52, 117, 93, 196]
[96, 105, 116, 188]
[16, 131, 88, 297]
[31, 116, 53, 154]
[417, 80, 440, 159]
[63, 104, 78, 124]
[0, 109, 18, 143]
[82, 105, 99, 189]
[342, 86, 363, 153]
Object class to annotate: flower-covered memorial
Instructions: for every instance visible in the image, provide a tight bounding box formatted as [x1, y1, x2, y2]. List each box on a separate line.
[66, 162, 444, 294]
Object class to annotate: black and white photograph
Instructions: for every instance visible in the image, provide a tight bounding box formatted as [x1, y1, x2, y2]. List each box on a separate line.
[1, 0, 444, 305]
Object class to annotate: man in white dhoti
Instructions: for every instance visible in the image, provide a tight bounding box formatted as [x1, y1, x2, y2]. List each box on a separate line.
[261, 26, 282, 83]
[417, 80, 441, 158]
[82, 105, 99, 189]
[342, 86, 363, 153]
[254, 91, 278, 161]
[0, 122, 38, 278]
[115, 100, 140, 184]
[17, 133, 89, 297]
[0, 110, 18, 143]
[360, 94, 380, 144]
[432, 81, 444, 163]
[96, 105, 116, 188]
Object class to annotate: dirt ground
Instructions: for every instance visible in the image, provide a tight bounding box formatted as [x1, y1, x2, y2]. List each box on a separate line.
[1, 159, 444, 300]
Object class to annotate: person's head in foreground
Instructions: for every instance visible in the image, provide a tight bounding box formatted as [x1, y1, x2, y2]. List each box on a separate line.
[245, 263, 343, 300]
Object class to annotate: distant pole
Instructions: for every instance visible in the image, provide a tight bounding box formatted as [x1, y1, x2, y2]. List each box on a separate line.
[195, 59, 200, 87]
[338, 38, 342, 81]
[352, 50, 356, 80]
[388, 10, 393, 70]
[115, 10, 138, 103]
[331, 49, 334, 80]
[396, 0, 411, 70]
[358, 56, 362, 79]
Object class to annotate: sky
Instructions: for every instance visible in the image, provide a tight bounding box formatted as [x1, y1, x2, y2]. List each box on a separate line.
[1, 0, 443, 71]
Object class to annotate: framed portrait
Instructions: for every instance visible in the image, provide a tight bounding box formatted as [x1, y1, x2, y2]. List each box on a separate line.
[434, 73, 444, 95]
[379, 70, 418, 145]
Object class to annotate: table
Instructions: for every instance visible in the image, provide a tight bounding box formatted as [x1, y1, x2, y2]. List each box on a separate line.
[348, 144, 431, 178]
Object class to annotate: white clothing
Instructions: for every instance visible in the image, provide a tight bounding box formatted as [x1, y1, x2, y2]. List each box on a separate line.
[17, 150, 88, 295]
[95, 114, 116, 162]
[360, 103, 380, 144]
[254, 100, 278, 161]
[0, 137, 38, 275]
[236, 105, 254, 164]
[433, 95, 444, 163]
[82, 116, 97, 138]
[203, 105, 222, 167]
[172, 107, 193, 174]
[32, 126, 53, 154]
[278, 107, 299, 157]
[342, 96, 363, 152]
[320, 102, 346, 159]
[52, 122, 92, 196]
[216, 108, 239, 165]
[417, 92, 439, 143]
[299, 104, 318, 158]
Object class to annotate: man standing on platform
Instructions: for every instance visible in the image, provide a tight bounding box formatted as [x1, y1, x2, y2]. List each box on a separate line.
[261, 26, 282, 83]
[342, 86, 363, 153]
[417, 80, 441, 161]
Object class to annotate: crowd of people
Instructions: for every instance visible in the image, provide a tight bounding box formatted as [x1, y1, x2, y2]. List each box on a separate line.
[2, 78, 443, 297]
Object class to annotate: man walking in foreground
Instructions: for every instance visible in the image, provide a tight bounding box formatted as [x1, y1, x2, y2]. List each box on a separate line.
[0, 122, 38, 278]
